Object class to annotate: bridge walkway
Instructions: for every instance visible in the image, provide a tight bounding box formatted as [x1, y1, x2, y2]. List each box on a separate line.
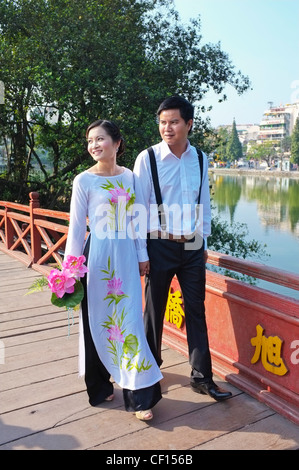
[1, 252, 298, 451]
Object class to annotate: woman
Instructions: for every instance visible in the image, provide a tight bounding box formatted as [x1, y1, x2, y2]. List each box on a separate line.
[64, 119, 163, 420]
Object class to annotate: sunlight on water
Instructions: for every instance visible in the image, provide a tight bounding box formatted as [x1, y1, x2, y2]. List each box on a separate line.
[210, 173, 299, 299]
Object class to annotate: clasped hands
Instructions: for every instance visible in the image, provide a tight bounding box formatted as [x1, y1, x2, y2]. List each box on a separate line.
[138, 250, 207, 276]
[139, 260, 150, 276]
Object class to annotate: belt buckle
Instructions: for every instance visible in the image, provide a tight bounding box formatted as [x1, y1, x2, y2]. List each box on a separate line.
[160, 230, 168, 240]
[173, 235, 185, 243]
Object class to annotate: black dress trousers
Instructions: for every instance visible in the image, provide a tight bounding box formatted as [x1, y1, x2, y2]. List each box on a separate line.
[144, 237, 213, 381]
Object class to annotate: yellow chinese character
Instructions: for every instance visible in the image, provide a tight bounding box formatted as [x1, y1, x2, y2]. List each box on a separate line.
[251, 324, 288, 376]
[165, 289, 185, 329]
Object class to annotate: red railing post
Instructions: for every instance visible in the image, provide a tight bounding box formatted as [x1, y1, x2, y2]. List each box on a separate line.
[29, 192, 42, 263]
[4, 205, 14, 249]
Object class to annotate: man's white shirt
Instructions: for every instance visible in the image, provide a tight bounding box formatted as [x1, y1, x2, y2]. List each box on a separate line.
[133, 140, 211, 260]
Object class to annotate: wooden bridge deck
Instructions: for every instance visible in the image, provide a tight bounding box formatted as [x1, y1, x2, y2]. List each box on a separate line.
[0, 251, 298, 452]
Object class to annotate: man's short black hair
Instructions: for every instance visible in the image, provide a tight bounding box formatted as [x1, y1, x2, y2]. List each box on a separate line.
[157, 96, 194, 134]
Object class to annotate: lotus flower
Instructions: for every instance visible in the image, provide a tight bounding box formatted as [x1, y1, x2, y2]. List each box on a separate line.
[62, 255, 88, 278]
[47, 269, 76, 298]
[108, 187, 131, 204]
[107, 325, 124, 343]
[107, 277, 124, 296]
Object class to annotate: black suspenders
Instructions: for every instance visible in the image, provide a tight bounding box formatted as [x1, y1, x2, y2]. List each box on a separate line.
[147, 146, 203, 231]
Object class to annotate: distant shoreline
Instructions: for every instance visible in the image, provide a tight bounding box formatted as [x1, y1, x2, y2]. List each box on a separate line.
[209, 168, 299, 179]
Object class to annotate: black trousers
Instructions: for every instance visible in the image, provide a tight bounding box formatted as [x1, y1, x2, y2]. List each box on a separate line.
[81, 236, 162, 410]
[144, 237, 213, 382]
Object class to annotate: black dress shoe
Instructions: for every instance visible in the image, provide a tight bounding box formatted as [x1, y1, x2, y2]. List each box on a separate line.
[191, 381, 232, 401]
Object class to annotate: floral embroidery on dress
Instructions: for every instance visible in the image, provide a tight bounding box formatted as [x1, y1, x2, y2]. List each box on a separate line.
[100, 179, 135, 231]
[101, 256, 153, 372]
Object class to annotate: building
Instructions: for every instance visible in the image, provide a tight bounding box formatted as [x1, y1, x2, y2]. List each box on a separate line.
[219, 101, 299, 147]
[236, 124, 260, 144]
[257, 101, 299, 144]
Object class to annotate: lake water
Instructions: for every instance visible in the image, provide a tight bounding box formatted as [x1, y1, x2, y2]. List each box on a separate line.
[209, 171, 299, 300]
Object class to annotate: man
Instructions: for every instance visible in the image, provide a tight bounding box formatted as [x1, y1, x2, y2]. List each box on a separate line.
[133, 95, 231, 401]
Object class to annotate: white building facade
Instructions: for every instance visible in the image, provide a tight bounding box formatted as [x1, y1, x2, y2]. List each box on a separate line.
[257, 101, 299, 143]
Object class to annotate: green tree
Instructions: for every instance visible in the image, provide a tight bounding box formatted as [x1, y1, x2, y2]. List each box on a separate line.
[226, 119, 243, 162]
[281, 135, 291, 153]
[291, 117, 299, 165]
[215, 127, 230, 162]
[247, 141, 277, 167]
[208, 211, 269, 283]
[191, 125, 230, 162]
[0, 0, 250, 208]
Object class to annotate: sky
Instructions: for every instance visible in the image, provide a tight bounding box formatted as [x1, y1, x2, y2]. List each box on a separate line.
[173, 0, 299, 127]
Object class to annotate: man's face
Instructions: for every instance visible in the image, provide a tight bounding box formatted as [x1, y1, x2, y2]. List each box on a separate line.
[158, 109, 192, 148]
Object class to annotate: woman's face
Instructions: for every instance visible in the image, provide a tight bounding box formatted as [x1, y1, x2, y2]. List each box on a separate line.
[87, 125, 119, 163]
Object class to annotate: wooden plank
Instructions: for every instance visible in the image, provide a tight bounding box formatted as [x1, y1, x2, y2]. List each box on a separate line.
[0, 251, 298, 451]
[0, 371, 85, 415]
[1, 356, 79, 391]
[1, 333, 79, 373]
[0, 381, 274, 451]
[1, 313, 77, 336]
[0, 289, 54, 312]
[1, 322, 77, 348]
[194, 413, 299, 450]
[0, 391, 99, 447]
[1, 305, 66, 327]
[91, 392, 274, 451]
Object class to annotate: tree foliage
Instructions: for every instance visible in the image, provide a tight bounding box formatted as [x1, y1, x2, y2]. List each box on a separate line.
[0, 0, 250, 208]
[291, 117, 299, 165]
[226, 119, 242, 161]
[247, 141, 277, 167]
[213, 127, 230, 161]
[208, 210, 269, 283]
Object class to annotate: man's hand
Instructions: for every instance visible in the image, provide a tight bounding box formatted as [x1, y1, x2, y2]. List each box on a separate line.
[139, 260, 150, 276]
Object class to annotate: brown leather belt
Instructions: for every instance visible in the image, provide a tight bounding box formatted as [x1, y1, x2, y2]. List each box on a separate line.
[149, 231, 195, 243]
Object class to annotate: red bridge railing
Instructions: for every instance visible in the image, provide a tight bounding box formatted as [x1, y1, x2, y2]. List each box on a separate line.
[0, 192, 73, 275]
[1, 191, 298, 290]
[1, 192, 299, 425]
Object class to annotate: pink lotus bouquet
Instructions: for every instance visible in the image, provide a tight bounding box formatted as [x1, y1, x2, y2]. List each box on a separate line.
[48, 255, 88, 309]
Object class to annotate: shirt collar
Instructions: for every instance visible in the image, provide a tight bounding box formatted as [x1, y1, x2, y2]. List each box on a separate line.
[160, 139, 191, 160]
